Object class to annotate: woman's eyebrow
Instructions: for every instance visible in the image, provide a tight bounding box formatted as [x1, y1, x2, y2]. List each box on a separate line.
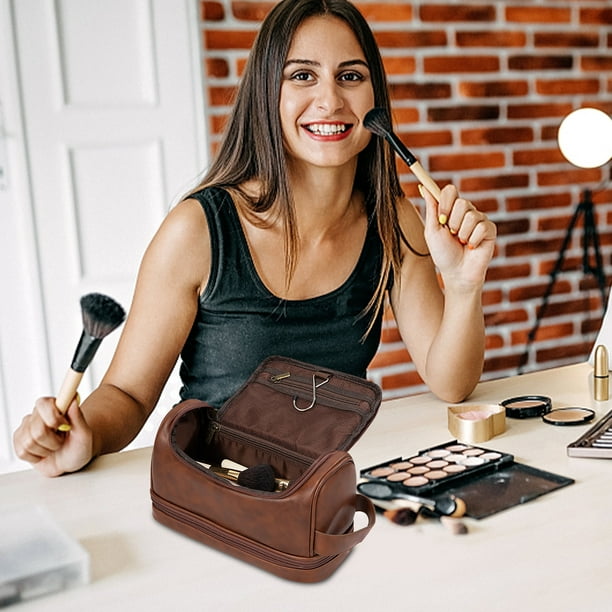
[284, 58, 369, 69]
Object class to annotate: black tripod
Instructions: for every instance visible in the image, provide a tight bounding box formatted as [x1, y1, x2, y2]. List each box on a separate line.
[518, 189, 608, 374]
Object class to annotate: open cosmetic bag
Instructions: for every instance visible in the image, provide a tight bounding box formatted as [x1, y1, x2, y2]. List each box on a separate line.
[150, 356, 381, 582]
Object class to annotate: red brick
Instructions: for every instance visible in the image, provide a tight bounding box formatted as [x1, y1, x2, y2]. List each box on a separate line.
[428, 105, 499, 122]
[206, 57, 229, 78]
[461, 126, 533, 145]
[383, 56, 417, 75]
[580, 8, 612, 25]
[508, 55, 573, 71]
[424, 56, 499, 73]
[505, 7, 571, 23]
[231, 2, 274, 21]
[456, 30, 527, 48]
[381, 370, 424, 391]
[208, 86, 237, 106]
[534, 31, 599, 48]
[506, 192, 573, 212]
[507, 102, 574, 120]
[357, 3, 414, 21]
[205, 29, 257, 50]
[429, 151, 505, 172]
[508, 280, 573, 302]
[513, 147, 565, 166]
[582, 56, 612, 71]
[461, 173, 529, 192]
[398, 129, 452, 148]
[202, 1, 224, 21]
[391, 82, 451, 100]
[485, 264, 532, 282]
[495, 218, 530, 237]
[375, 30, 447, 49]
[536, 79, 600, 96]
[537, 168, 603, 187]
[420, 5, 495, 22]
[459, 80, 528, 98]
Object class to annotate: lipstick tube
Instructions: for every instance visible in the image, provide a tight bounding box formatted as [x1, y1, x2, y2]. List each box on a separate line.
[594, 344, 609, 401]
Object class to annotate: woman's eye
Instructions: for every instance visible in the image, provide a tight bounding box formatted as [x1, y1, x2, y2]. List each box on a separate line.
[290, 71, 313, 82]
[338, 71, 365, 83]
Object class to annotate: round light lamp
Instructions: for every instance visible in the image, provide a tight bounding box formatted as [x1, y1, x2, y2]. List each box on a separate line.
[557, 107, 612, 169]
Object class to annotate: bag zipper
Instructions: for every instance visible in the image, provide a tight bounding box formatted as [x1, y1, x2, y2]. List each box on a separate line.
[206, 420, 312, 467]
[151, 491, 338, 570]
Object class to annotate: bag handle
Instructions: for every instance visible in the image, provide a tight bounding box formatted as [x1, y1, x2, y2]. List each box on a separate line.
[313, 494, 376, 557]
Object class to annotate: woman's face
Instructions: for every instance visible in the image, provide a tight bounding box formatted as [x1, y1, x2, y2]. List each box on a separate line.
[279, 15, 375, 171]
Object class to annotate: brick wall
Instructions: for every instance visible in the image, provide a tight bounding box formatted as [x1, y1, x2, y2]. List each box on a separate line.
[200, 0, 612, 398]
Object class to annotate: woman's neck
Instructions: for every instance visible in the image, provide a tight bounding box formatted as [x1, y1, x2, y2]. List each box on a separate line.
[287, 161, 361, 239]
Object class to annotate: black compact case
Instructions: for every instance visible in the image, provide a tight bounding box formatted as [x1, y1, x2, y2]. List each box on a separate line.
[360, 440, 574, 519]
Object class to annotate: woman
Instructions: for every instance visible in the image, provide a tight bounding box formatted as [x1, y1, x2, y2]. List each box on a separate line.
[13, 0, 496, 477]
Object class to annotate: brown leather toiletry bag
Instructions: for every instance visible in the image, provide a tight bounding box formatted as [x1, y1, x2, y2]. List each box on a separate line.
[150, 355, 380, 582]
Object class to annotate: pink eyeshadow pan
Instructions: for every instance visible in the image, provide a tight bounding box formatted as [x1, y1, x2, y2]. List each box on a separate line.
[402, 476, 429, 486]
[386, 471, 411, 482]
[426, 470, 448, 480]
[408, 466, 430, 475]
[426, 460, 449, 469]
[409, 456, 432, 465]
[369, 467, 395, 477]
[390, 461, 413, 470]
[443, 464, 466, 473]
[427, 449, 450, 459]
[446, 444, 468, 452]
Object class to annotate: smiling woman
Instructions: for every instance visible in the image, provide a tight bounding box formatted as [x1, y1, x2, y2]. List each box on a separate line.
[13, 0, 496, 477]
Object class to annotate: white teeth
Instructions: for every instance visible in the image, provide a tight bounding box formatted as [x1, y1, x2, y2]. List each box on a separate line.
[306, 123, 348, 135]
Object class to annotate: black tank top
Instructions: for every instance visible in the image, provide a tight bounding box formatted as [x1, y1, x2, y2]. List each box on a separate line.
[179, 186, 384, 407]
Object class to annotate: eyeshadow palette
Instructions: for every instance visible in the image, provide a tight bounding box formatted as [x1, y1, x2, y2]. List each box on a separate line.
[567, 409, 612, 458]
[360, 440, 514, 496]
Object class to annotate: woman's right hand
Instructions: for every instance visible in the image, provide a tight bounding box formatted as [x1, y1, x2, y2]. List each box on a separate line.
[13, 397, 94, 477]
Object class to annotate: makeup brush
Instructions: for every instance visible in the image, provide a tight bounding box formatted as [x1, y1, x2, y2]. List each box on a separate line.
[55, 293, 126, 414]
[364, 107, 442, 202]
[210, 464, 290, 492]
[383, 507, 419, 526]
[357, 480, 465, 518]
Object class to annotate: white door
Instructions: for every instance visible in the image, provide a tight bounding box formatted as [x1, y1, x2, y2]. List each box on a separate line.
[0, 0, 206, 473]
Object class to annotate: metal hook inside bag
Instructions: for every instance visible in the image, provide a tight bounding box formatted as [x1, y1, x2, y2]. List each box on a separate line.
[293, 373, 330, 412]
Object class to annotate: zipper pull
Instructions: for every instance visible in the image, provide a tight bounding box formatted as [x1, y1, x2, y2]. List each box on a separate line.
[270, 372, 291, 382]
[205, 421, 220, 445]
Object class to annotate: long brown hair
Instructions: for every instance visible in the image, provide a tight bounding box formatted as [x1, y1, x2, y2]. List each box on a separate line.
[195, 0, 406, 333]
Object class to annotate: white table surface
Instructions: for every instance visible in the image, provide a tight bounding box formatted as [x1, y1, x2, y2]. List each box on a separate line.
[2, 361, 611, 611]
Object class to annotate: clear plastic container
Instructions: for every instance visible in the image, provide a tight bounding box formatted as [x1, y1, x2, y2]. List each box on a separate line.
[0, 505, 89, 607]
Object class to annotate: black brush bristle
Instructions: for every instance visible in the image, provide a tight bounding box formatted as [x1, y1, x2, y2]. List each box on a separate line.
[363, 107, 392, 138]
[80, 293, 126, 339]
[237, 464, 276, 492]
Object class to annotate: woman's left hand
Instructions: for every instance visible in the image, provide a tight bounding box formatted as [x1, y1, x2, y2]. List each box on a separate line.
[420, 184, 496, 289]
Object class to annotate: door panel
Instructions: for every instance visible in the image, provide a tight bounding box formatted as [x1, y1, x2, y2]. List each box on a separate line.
[0, 0, 206, 472]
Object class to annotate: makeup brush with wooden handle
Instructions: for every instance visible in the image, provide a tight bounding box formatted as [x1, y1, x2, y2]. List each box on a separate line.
[364, 106, 442, 202]
[55, 293, 125, 413]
